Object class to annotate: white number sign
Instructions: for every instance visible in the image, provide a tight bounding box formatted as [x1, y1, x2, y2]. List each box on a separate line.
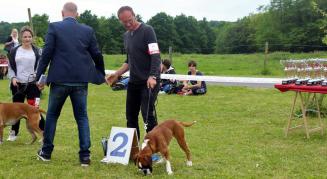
[101, 127, 139, 165]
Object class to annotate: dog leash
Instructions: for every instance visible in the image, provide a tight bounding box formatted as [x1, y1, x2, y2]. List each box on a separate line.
[144, 88, 158, 132]
[144, 88, 152, 131]
[5, 74, 36, 102]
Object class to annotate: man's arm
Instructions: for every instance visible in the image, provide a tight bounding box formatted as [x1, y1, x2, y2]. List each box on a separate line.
[115, 63, 129, 77]
[145, 26, 161, 78]
[106, 63, 129, 86]
[145, 26, 161, 88]
[36, 23, 55, 81]
[88, 29, 105, 76]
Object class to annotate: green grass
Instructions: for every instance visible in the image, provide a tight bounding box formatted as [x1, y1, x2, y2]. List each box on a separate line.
[104, 52, 327, 77]
[1, 79, 327, 178]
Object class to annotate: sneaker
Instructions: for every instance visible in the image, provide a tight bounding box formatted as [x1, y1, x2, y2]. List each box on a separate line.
[151, 154, 161, 162]
[80, 157, 91, 167]
[37, 150, 51, 162]
[7, 130, 17, 141]
[158, 91, 166, 94]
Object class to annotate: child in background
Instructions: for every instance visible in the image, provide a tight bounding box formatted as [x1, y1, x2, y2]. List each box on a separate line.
[181, 60, 207, 95]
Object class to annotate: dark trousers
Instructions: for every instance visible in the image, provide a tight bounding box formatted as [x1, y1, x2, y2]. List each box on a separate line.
[41, 84, 90, 159]
[126, 82, 159, 139]
[10, 82, 45, 135]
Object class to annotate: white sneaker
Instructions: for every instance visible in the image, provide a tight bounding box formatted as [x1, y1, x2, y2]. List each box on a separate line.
[7, 130, 17, 141]
[159, 91, 166, 94]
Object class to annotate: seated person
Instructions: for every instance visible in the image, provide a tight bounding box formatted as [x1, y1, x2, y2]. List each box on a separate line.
[160, 59, 177, 94]
[0, 54, 8, 79]
[181, 60, 207, 95]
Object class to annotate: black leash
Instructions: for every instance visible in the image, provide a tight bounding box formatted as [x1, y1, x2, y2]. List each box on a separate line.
[144, 88, 158, 132]
[11, 74, 36, 99]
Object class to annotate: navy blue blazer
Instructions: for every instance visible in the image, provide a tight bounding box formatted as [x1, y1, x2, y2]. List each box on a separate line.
[36, 17, 105, 85]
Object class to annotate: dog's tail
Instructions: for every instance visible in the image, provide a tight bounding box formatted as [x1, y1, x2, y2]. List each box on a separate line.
[38, 109, 47, 114]
[179, 121, 196, 127]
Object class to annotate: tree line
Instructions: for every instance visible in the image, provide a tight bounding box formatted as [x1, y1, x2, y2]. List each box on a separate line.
[0, 0, 326, 54]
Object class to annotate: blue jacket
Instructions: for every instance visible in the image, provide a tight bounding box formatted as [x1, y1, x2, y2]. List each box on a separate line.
[36, 17, 105, 84]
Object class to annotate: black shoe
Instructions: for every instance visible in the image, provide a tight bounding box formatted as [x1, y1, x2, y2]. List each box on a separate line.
[37, 149, 51, 161]
[80, 157, 91, 167]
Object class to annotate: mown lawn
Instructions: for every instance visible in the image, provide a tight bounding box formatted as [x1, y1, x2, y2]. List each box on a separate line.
[1, 78, 327, 178]
[104, 52, 327, 77]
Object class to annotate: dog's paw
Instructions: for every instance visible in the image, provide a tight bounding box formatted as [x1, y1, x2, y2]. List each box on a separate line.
[167, 171, 173, 175]
[186, 161, 193, 166]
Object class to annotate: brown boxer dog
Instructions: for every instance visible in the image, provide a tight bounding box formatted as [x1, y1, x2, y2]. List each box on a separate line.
[0, 102, 45, 144]
[133, 119, 196, 175]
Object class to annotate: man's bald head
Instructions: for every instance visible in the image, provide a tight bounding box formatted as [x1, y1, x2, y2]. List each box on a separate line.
[62, 2, 78, 18]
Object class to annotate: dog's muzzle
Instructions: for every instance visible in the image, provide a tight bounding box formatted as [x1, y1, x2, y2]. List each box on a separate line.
[139, 167, 153, 175]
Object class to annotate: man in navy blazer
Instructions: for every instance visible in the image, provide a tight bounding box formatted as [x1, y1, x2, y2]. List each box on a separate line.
[36, 2, 105, 167]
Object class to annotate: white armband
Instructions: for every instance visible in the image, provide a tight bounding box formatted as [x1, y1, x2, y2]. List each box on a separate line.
[148, 43, 160, 55]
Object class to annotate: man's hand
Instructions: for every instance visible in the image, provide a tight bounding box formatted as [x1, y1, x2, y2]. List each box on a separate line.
[36, 83, 45, 91]
[147, 77, 157, 89]
[106, 74, 119, 86]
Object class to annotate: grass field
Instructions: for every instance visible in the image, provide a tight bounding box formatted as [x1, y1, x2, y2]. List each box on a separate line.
[1, 78, 327, 178]
[1, 49, 327, 177]
[104, 52, 327, 77]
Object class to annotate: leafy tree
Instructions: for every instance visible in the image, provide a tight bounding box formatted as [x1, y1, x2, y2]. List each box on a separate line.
[106, 15, 125, 54]
[312, 0, 327, 45]
[214, 22, 234, 53]
[34, 36, 45, 47]
[251, 12, 283, 51]
[0, 22, 27, 43]
[147, 12, 177, 53]
[199, 18, 216, 54]
[97, 17, 110, 52]
[174, 14, 203, 53]
[32, 14, 49, 39]
[78, 10, 99, 31]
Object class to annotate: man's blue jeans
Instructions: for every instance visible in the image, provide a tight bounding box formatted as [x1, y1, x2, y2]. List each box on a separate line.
[41, 83, 91, 159]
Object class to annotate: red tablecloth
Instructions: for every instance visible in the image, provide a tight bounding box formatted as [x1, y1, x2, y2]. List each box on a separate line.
[0, 59, 8, 64]
[275, 84, 327, 94]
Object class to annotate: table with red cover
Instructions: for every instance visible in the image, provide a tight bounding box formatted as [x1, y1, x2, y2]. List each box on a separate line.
[275, 84, 324, 138]
[275, 84, 327, 94]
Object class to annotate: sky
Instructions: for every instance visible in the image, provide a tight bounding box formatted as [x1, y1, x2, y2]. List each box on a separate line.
[1, 0, 271, 23]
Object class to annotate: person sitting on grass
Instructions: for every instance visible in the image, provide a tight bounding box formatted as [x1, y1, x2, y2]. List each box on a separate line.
[160, 59, 177, 94]
[181, 60, 207, 95]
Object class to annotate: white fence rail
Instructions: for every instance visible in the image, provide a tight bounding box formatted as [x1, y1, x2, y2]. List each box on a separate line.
[105, 70, 282, 87]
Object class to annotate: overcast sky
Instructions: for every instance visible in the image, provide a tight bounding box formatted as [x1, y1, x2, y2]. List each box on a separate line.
[1, 0, 271, 23]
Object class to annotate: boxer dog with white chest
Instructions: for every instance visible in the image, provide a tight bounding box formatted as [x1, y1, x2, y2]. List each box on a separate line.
[133, 119, 196, 175]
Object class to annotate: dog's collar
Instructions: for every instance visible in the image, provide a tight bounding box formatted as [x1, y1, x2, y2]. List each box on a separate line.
[143, 139, 155, 153]
[147, 142, 155, 153]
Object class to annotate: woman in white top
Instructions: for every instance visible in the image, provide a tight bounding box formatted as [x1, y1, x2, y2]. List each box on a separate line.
[7, 26, 45, 141]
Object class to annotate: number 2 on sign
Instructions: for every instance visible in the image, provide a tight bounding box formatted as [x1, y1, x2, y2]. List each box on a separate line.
[110, 132, 128, 157]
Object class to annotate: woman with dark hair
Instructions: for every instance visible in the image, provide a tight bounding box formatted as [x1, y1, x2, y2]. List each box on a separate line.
[181, 60, 207, 95]
[7, 26, 45, 141]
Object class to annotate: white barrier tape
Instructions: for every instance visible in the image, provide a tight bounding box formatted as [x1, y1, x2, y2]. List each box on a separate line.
[0, 64, 8, 67]
[105, 70, 282, 84]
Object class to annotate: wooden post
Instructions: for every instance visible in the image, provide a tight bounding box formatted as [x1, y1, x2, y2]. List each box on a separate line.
[27, 8, 35, 36]
[168, 46, 173, 63]
[264, 41, 269, 72]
